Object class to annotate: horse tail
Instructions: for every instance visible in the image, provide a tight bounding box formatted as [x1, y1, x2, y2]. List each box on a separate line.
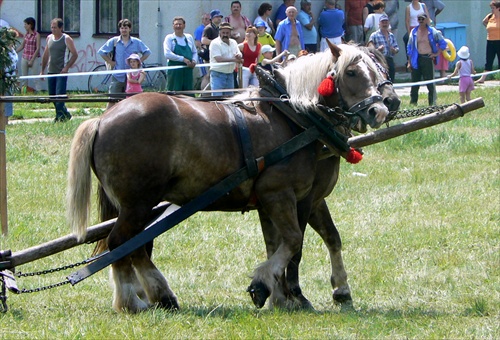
[66, 118, 101, 242]
[91, 183, 119, 256]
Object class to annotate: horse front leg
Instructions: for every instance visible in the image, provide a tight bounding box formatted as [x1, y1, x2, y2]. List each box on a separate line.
[248, 192, 302, 309]
[282, 198, 315, 310]
[308, 199, 353, 308]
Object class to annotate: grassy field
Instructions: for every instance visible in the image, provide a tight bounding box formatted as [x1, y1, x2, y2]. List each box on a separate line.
[0, 87, 498, 339]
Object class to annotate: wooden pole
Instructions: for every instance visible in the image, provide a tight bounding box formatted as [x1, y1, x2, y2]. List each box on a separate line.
[349, 98, 485, 149]
[0, 202, 172, 270]
[0, 101, 7, 236]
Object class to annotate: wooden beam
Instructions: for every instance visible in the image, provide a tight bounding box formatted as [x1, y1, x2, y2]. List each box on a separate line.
[348, 98, 485, 148]
[0, 202, 171, 270]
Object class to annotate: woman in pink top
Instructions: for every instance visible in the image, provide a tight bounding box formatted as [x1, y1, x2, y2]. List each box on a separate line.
[238, 26, 261, 88]
[125, 54, 145, 94]
[16, 17, 41, 92]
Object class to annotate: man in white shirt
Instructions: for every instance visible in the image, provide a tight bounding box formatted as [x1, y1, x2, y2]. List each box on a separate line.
[209, 22, 242, 96]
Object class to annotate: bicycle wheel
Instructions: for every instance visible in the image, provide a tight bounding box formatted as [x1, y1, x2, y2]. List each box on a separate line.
[144, 70, 167, 92]
[88, 64, 111, 93]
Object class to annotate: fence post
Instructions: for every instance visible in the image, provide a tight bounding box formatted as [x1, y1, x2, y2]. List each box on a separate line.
[0, 101, 6, 235]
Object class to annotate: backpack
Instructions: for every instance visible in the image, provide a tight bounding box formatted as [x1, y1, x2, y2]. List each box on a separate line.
[105, 37, 119, 70]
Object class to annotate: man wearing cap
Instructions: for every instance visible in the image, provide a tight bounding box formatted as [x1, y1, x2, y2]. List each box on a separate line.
[407, 12, 447, 105]
[163, 16, 198, 93]
[200, 10, 224, 62]
[367, 14, 399, 81]
[297, 0, 318, 53]
[209, 22, 242, 96]
[274, 6, 304, 57]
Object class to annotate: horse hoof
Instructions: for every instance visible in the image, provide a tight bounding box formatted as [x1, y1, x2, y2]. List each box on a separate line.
[247, 282, 270, 308]
[333, 292, 354, 311]
[159, 296, 180, 311]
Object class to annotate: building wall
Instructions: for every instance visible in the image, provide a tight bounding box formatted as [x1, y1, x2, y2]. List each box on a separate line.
[0, 0, 493, 91]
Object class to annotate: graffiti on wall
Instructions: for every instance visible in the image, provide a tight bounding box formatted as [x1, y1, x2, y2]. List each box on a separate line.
[72, 42, 105, 72]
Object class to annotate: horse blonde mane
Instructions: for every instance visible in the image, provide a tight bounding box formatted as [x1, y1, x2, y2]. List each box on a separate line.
[277, 44, 381, 112]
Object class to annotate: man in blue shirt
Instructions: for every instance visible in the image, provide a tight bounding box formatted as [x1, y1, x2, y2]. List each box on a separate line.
[318, 0, 345, 51]
[98, 19, 151, 109]
[297, 0, 318, 53]
[274, 6, 304, 57]
[407, 13, 447, 105]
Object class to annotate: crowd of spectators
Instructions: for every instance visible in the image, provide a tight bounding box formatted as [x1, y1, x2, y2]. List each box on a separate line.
[3, 0, 499, 108]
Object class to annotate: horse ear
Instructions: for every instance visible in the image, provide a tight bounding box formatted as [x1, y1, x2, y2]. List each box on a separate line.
[327, 40, 341, 61]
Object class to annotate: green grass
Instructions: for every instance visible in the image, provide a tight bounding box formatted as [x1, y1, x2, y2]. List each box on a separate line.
[0, 88, 498, 339]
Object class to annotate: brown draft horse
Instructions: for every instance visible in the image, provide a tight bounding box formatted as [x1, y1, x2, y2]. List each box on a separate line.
[256, 45, 401, 310]
[67, 43, 394, 313]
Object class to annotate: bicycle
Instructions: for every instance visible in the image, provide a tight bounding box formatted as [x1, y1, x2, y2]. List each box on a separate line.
[88, 63, 167, 93]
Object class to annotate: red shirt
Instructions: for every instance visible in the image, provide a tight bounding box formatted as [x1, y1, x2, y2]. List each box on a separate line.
[242, 42, 261, 68]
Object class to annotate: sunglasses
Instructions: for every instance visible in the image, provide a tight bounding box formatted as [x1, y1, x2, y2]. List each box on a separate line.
[418, 17, 425, 21]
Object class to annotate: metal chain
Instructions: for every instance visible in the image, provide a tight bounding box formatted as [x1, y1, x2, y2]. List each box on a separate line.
[385, 104, 455, 123]
[12, 257, 97, 294]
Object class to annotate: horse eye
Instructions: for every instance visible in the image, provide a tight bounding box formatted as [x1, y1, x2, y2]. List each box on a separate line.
[346, 70, 356, 77]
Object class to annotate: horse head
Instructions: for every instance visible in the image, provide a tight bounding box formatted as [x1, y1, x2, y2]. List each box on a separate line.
[357, 45, 401, 113]
[276, 42, 397, 133]
[325, 42, 392, 133]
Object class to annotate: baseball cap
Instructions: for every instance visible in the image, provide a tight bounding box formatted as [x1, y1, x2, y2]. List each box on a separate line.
[417, 13, 428, 19]
[210, 9, 223, 19]
[379, 14, 389, 22]
[255, 20, 266, 28]
[261, 45, 276, 54]
[301, 0, 312, 4]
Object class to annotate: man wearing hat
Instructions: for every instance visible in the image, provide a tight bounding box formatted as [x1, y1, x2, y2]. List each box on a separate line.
[367, 14, 399, 81]
[406, 12, 447, 106]
[209, 22, 242, 96]
[200, 9, 224, 62]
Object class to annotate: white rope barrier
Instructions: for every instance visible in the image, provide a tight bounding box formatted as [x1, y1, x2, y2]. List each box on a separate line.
[16, 62, 225, 80]
[14, 63, 500, 88]
[392, 70, 500, 88]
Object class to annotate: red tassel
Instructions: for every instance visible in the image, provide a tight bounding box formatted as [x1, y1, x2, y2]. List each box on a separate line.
[346, 148, 363, 164]
[249, 63, 256, 73]
[317, 75, 335, 97]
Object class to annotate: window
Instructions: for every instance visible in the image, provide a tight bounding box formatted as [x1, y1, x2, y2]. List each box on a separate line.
[96, 0, 139, 36]
[38, 0, 81, 34]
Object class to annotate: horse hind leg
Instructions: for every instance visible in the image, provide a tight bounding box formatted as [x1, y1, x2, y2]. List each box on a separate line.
[108, 206, 177, 312]
[308, 199, 353, 309]
[110, 257, 150, 313]
[131, 247, 179, 311]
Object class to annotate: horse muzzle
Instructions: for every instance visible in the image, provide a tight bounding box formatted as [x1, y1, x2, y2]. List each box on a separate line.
[348, 95, 389, 132]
